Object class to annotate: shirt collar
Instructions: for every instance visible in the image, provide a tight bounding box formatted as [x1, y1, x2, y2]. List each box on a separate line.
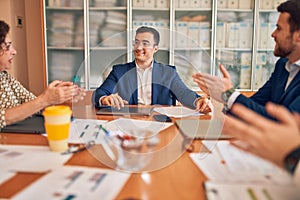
[285, 59, 300, 73]
[135, 61, 153, 72]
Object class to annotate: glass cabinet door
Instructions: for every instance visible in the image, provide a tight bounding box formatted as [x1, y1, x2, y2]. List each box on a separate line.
[88, 0, 128, 89]
[45, 0, 85, 85]
[131, 0, 171, 65]
[215, 0, 254, 90]
[174, 0, 212, 90]
[254, 2, 280, 90]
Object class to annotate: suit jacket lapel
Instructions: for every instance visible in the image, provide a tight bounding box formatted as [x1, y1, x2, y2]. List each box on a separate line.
[279, 70, 300, 102]
[127, 61, 138, 104]
[151, 61, 159, 104]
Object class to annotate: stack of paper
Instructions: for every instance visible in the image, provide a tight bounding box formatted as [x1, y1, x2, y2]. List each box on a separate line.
[190, 141, 300, 200]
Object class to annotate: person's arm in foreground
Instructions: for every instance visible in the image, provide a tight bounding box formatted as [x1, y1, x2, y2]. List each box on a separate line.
[222, 102, 300, 169]
[4, 80, 85, 125]
[195, 96, 211, 114]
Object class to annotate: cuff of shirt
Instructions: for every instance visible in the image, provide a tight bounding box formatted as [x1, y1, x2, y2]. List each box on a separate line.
[193, 96, 203, 108]
[227, 91, 241, 109]
[99, 96, 107, 106]
[284, 147, 300, 174]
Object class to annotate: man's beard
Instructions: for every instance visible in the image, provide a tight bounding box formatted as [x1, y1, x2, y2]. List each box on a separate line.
[273, 45, 293, 58]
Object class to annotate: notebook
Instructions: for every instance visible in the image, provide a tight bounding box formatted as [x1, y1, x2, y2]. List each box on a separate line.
[0, 114, 45, 134]
[96, 106, 153, 116]
[175, 119, 232, 140]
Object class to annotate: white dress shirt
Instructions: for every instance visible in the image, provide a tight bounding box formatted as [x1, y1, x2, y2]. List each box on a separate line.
[136, 62, 153, 105]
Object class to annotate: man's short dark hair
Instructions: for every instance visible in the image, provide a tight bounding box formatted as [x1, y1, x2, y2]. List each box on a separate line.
[0, 20, 9, 48]
[278, 0, 300, 33]
[136, 26, 160, 45]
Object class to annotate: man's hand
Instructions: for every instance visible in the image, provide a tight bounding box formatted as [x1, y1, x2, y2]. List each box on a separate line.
[192, 64, 234, 103]
[196, 97, 211, 114]
[222, 103, 300, 167]
[100, 93, 128, 109]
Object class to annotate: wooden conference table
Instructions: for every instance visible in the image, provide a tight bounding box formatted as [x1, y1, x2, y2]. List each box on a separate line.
[0, 105, 212, 200]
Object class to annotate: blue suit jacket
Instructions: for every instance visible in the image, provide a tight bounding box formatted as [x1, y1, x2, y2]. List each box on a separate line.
[93, 61, 199, 108]
[234, 57, 300, 118]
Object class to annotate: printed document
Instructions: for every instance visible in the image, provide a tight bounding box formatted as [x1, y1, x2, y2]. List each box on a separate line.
[13, 166, 130, 200]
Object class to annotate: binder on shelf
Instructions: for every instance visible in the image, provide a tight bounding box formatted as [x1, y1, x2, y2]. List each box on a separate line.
[216, 22, 226, 48]
[132, 0, 144, 7]
[227, 0, 238, 9]
[239, 52, 252, 89]
[239, 22, 252, 48]
[201, 0, 211, 8]
[178, 0, 190, 8]
[240, 52, 252, 66]
[190, 0, 201, 8]
[144, 0, 155, 8]
[258, 22, 269, 49]
[48, 0, 60, 6]
[188, 22, 200, 47]
[199, 22, 211, 48]
[254, 53, 267, 89]
[239, 65, 251, 89]
[226, 22, 239, 48]
[260, 0, 273, 9]
[217, 0, 227, 8]
[156, 0, 169, 8]
[175, 21, 188, 48]
[238, 0, 252, 9]
[253, 65, 263, 89]
[154, 21, 168, 48]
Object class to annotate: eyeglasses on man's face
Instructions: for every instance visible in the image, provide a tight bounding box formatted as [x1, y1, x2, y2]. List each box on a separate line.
[133, 40, 156, 48]
[1, 41, 12, 51]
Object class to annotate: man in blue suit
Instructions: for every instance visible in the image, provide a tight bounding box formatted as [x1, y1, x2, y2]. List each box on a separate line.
[93, 26, 211, 113]
[193, 0, 300, 118]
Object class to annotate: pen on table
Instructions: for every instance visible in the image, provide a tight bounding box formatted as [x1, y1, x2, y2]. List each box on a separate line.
[99, 125, 110, 136]
[262, 188, 273, 200]
[247, 188, 258, 200]
[95, 131, 99, 139]
[61, 141, 95, 155]
[80, 131, 85, 138]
